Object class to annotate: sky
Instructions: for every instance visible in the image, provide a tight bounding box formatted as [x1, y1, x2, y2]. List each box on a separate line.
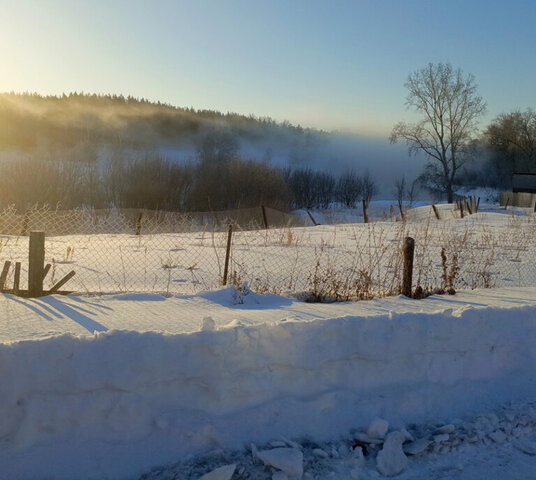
[0, 0, 535, 136]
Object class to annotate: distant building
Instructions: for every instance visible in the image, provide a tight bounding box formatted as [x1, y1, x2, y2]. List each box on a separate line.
[512, 173, 536, 194]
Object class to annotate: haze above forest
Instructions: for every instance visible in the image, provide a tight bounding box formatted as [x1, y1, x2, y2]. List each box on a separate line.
[0, 92, 424, 196]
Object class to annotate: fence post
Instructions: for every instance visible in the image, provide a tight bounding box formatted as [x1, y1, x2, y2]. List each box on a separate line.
[307, 210, 318, 226]
[431, 204, 440, 220]
[21, 210, 30, 236]
[466, 200, 472, 215]
[0, 261, 11, 291]
[397, 199, 405, 220]
[135, 211, 143, 235]
[28, 231, 45, 297]
[362, 199, 368, 224]
[13, 262, 21, 296]
[222, 224, 233, 286]
[402, 236, 415, 298]
[261, 205, 269, 229]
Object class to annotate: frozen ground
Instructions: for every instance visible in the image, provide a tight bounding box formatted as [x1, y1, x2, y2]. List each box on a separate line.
[1, 287, 536, 479]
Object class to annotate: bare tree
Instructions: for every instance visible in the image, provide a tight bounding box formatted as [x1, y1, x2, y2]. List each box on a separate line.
[390, 63, 486, 203]
[336, 169, 362, 207]
[361, 171, 378, 207]
[393, 176, 407, 204]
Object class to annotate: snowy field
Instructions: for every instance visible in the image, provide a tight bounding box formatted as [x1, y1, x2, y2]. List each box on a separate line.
[1, 204, 536, 299]
[1, 204, 536, 479]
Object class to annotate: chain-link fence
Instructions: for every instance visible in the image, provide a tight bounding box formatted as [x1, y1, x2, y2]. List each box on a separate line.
[0, 204, 535, 299]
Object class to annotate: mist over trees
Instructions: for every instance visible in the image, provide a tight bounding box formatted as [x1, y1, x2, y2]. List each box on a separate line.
[6, 89, 535, 209]
[0, 92, 322, 153]
[0, 151, 378, 212]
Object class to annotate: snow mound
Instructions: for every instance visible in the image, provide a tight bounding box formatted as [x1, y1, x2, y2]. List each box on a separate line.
[1, 300, 536, 479]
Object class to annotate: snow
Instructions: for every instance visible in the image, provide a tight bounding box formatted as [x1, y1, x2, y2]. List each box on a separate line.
[1, 287, 536, 479]
[1, 201, 536, 478]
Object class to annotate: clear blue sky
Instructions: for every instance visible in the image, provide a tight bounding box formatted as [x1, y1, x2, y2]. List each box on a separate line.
[0, 0, 534, 135]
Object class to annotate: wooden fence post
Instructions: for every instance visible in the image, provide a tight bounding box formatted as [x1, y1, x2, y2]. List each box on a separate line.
[402, 236, 415, 298]
[135, 211, 143, 235]
[362, 199, 368, 224]
[431, 204, 440, 220]
[397, 199, 405, 220]
[261, 205, 269, 229]
[21, 210, 30, 236]
[0, 261, 11, 291]
[466, 200, 472, 215]
[307, 210, 318, 226]
[28, 231, 45, 297]
[222, 224, 233, 286]
[13, 262, 21, 296]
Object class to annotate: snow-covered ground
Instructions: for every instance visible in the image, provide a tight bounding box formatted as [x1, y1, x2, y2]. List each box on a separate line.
[1, 204, 536, 299]
[1, 201, 536, 479]
[1, 287, 536, 479]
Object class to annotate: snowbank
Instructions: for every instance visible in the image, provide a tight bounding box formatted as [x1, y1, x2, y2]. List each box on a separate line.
[1, 303, 536, 479]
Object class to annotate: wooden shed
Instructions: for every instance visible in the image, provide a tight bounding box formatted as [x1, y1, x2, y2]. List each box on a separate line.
[512, 173, 536, 193]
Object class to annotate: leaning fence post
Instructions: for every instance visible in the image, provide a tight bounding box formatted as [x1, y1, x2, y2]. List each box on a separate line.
[222, 224, 233, 286]
[466, 200, 472, 215]
[397, 199, 405, 220]
[0, 261, 11, 291]
[307, 210, 318, 226]
[402, 236, 415, 298]
[362, 199, 368, 224]
[431, 204, 440, 220]
[28, 231, 45, 297]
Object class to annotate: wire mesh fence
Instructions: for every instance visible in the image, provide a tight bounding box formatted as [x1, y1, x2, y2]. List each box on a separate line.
[0, 204, 535, 300]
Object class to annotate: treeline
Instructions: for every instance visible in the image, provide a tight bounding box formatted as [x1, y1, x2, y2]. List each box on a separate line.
[0, 92, 321, 151]
[0, 153, 377, 212]
[455, 109, 536, 191]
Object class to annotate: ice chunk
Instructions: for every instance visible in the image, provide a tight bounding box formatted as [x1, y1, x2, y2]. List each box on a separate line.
[367, 418, 389, 439]
[403, 438, 430, 455]
[514, 435, 536, 455]
[376, 431, 408, 477]
[201, 316, 216, 331]
[436, 424, 455, 434]
[257, 448, 303, 479]
[489, 430, 507, 443]
[198, 464, 236, 480]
